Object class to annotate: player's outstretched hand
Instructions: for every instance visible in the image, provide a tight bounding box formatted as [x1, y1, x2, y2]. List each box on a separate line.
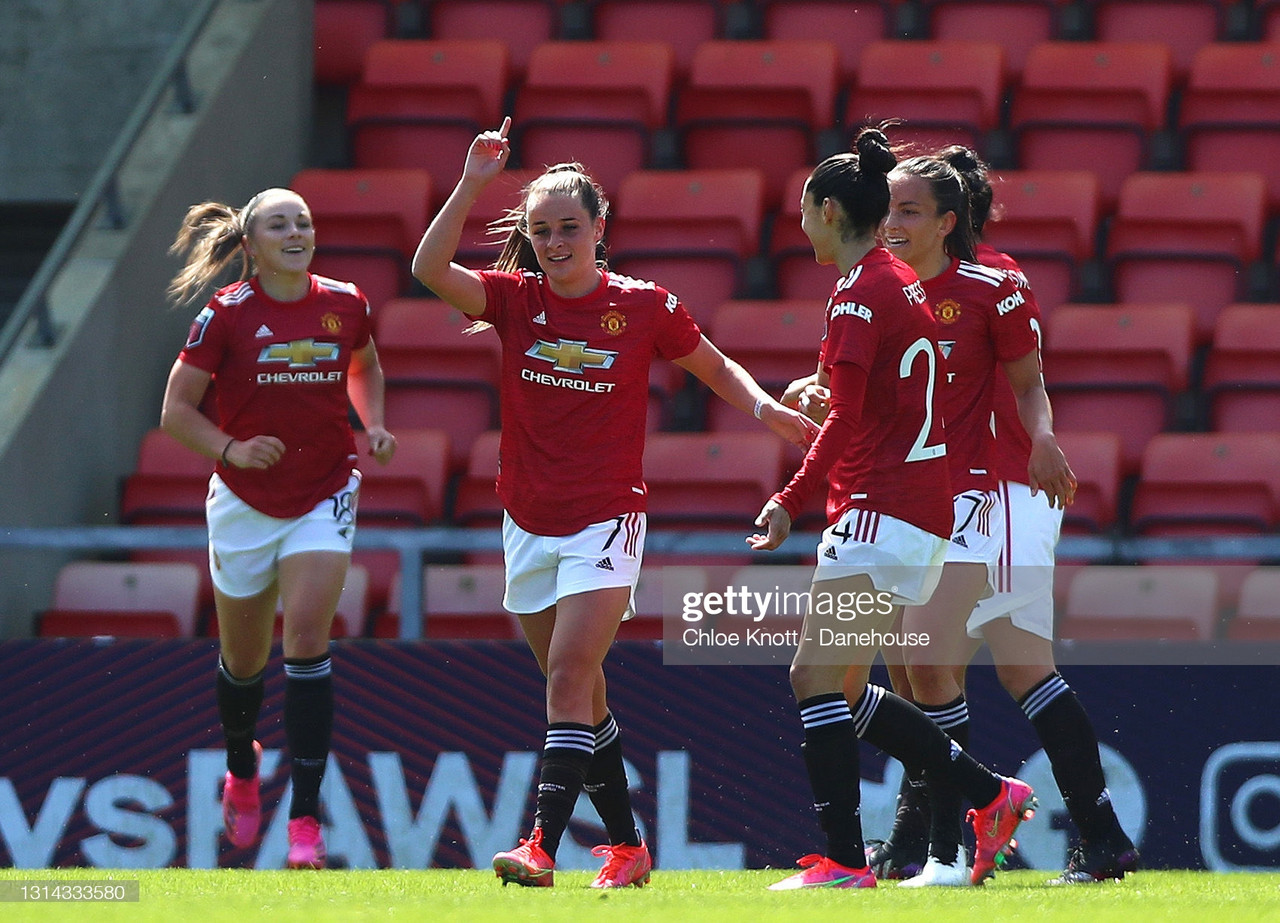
[747, 499, 792, 552]
[760, 402, 821, 449]
[462, 117, 511, 184]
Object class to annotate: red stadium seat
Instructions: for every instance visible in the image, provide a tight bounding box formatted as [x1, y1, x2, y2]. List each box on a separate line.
[314, 0, 397, 88]
[290, 167, 433, 314]
[1130, 432, 1280, 536]
[760, 0, 893, 84]
[1106, 171, 1267, 345]
[374, 297, 502, 471]
[1055, 431, 1123, 534]
[1180, 43, 1280, 212]
[844, 40, 1007, 155]
[705, 300, 824, 438]
[1202, 304, 1280, 433]
[1225, 568, 1280, 641]
[590, 0, 725, 80]
[1263, 0, 1280, 40]
[43, 561, 203, 638]
[120, 427, 211, 525]
[1009, 42, 1173, 208]
[1090, 0, 1225, 83]
[379, 564, 520, 639]
[1042, 303, 1194, 474]
[610, 169, 767, 326]
[768, 167, 840, 302]
[1059, 565, 1219, 641]
[984, 170, 1102, 313]
[345, 40, 509, 203]
[642, 432, 786, 528]
[513, 41, 675, 198]
[450, 429, 502, 527]
[422, 0, 558, 78]
[923, 0, 1066, 81]
[355, 428, 450, 526]
[676, 40, 840, 209]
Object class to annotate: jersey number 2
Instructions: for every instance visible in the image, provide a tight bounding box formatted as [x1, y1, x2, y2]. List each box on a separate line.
[899, 337, 945, 463]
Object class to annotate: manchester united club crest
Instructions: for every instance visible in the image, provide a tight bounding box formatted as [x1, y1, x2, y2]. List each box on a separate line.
[321, 312, 342, 333]
[600, 309, 627, 336]
[934, 299, 962, 325]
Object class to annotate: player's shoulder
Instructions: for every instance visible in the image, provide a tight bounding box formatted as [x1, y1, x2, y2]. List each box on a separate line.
[955, 259, 1009, 289]
[212, 280, 255, 308]
[606, 271, 678, 313]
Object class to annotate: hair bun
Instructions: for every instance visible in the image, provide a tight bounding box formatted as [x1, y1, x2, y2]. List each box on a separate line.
[854, 128, 897, 176]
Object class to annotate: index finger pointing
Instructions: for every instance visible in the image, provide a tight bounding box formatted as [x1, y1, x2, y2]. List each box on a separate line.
[498, 116, 512, 139]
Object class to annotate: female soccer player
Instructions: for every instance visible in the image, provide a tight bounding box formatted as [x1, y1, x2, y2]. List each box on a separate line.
[161, 187, 397, 868]
[949, 146, 1139, 884]
[862, 152, 1076, 886]
[749, 128, 1037, 891]
[411, 117, 818, 889]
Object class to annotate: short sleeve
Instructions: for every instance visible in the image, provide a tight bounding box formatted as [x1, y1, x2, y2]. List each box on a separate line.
[651, 285, 702, 360]
[990, 278, 1040, 363]
[176, 300, 229, 374]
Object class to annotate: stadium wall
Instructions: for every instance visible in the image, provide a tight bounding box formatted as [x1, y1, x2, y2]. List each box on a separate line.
[1, 639, 1274, 873]
[0, 0, 311, 637]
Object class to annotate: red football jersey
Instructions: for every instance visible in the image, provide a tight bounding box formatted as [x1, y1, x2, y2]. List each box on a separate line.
[478, 269, 702, 536]
[815, 247, 953, 538]
[178, 274, 371, 519]
[976, 242, 1045, 484]
[923, 257, 1039, 494]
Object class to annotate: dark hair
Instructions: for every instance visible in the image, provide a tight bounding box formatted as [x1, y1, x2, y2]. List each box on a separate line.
[937, 144, 993, 238]
[804, 127, 898, 240]
[491, 162, 610, 273]
[893, 155, 977, 262]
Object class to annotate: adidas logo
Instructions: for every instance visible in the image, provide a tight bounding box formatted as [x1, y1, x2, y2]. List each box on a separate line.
[532, 311, 547, 324]
[255, 324, 274, 338]
[595, 557, 614, 571]
[823, 545, 838, 560]
[952, 534, 969, 548]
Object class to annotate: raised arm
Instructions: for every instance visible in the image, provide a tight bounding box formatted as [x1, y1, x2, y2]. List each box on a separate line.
[411, 117, 512, 317]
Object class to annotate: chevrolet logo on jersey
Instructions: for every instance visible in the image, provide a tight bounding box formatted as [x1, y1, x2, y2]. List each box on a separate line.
[525, 338, 618, 374]
[259, 339, 341, 367]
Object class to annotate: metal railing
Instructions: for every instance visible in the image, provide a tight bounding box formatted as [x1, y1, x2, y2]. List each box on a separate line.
[2, 525, 1277, 640]
[0, 0, 223, 363]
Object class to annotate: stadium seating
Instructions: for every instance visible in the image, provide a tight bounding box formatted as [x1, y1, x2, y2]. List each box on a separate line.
[1105, 171, 1268, 344]
[642, 432, 786, 528]
[921, 0, 1067, 80]
[844, 40, 1007, 156]
[345, 40, 509, 203]
[609, 168, 767, 326]
[1225, 568, 1280, 641]
[120, 427, 212, 525]
[1042, 303, 1194, 474]
[1009, 42, 1174, 207]
[512, 41, 675, 198]
[589, 0, 728, 80]
[373, 297, 502, 472]
[451, 167, 542, 270]
[378, 564, 520, 639]
[622, 563, 710, 640]
[769, 166, 840, 302]
[354, 427, 450, 527]
[704, 299, 824, 437]
[1180, 43, 1280, 212]
[39, 561, 203, 639]
[1202, 304, 1280, 433]
[1058, 564, 1220, 641]
[1130, 432, 1280, 536]
[314, 0, 398, 88]
[289, 167, 433, 314]
[450, 429, 502, 527]
[676, 40, 840, 209]
[421, 0, 559, 78]
[984, 169, 1102, 314]
[1055, 431, 1123, 534]
[759, 0, 892, 83]
[1088, 0, 1226, 83]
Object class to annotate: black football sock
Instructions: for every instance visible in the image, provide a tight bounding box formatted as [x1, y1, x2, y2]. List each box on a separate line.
[798, 693, 867, 869]
[584, 712, 642, 847]
[284, 653, 333, 820]
[918, 696, 970, 865]
[1021, 672, 1123, 843]
[533, 722, 595, 860]
[217, 657, 264, 779]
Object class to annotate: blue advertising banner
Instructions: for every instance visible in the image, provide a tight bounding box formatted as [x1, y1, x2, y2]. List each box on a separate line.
[0, 639, 1274, 871]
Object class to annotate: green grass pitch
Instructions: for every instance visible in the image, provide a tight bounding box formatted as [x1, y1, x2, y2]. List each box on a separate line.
[5, 868, 1280, 923]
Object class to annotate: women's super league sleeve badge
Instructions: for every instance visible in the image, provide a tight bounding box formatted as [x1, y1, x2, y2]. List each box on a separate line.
[600, 309, 627, 335]
[934, 299, 962, 324]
